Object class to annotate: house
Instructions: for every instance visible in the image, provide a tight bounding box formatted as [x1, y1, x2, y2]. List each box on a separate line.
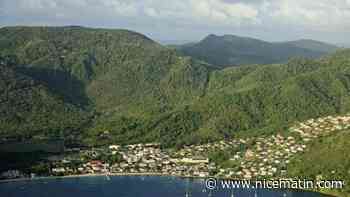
[180, 157, 209, 164]
[109, 145, 120, 150]
[245, 149, 254, 159]
[52, 168, 66, 173]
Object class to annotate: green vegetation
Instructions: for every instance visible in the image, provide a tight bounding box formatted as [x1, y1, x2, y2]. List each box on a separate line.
[0, 64, 89, 139]
[0, 26, 210, 143]
[30, 162, 50, 176]
[98, 152, 123, 165]
[0, 139, 64, 153]
[287, 130, 350, 195]
[177, 34, 338, 66]
[284, 39, 339, 53]
[1, 26, 350, 150]
[0, 151, 50, 172]
[1, 26, 350, 195]
[208, 149, 242, 169]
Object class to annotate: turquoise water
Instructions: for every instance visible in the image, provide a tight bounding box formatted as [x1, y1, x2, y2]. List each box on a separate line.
[0, 176, 331, 197]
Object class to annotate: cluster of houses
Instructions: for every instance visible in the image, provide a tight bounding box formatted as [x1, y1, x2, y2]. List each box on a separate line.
[168, 115, 350, 180]
[108, 143, 210, 177]
[171, 134, 302, 179]
[51, 143, 211, 178]
[0, 170, 26, 179]
[218, 134, 305, 179]
[3, 114, 350, 180]
[215, 114, 350, 179]
[290, 115, 350, 138]
[174, 139, 247, 158]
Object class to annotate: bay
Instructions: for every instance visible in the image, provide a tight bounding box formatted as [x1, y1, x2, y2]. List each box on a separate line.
[0, 176, 332, 197]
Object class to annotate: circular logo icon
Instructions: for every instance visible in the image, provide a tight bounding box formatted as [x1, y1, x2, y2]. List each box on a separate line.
[205, 178, 217, 190]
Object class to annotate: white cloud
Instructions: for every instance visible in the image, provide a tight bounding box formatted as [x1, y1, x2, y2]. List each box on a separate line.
[0, 0, 350, 42]
[189, 0, 259, 24]
[144, 7, 158, 17]
[266, 0, 350, 30]
[0, 0, 259, 26]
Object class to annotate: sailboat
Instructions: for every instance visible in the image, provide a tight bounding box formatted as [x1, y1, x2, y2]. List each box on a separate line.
[230, 190, 234, 197]
[185, 178, 190, 197]
[208, 189, 213, 197]
[105, 173, 111, 181]
[104, 165, 111, 181]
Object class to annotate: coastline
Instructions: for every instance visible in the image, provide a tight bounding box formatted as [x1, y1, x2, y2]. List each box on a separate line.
[0, 174, 344, 197]
[0, 172, 199, 184]
[318, 190, 346, 197]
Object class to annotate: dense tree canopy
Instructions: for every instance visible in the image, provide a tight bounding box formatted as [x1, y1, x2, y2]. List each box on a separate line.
[0, 26, 350, 149]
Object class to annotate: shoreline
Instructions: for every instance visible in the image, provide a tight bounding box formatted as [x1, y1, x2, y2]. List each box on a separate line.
[0, 173, 199, 183]
[0, 174, 343, 197]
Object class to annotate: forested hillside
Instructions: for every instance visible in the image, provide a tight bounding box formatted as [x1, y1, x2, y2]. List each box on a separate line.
[1, 26, 350, 148]
[176, 34, 338, 66]
[0, 26, 212, 145]
[284, 39, 339, 53]
[0, 26, 211, 110]
[0, 64, 88, 138]
[287, 129, 350, 195]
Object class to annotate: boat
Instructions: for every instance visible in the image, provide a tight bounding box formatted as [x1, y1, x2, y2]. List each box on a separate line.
[185, 178, 191, 197]
[208, 189, 213, 197]
[105, 173, 111, 181]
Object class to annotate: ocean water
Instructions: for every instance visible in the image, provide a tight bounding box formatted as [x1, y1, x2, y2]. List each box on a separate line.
[0, 176, 331, 197]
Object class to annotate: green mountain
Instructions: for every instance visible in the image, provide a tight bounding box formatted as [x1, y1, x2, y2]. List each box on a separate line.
[288, 129, 350, 195]
[0, 26, 211, 110]
[0, 26, 212, 145]
[177, 34, 338, 67]
[1, 26, 350, 149]
[284, 39, 339, 53]
[0, 64, 88, 138]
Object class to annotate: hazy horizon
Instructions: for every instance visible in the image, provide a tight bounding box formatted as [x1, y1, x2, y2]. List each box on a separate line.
[1, 0, 350, 45]
[1, 24, 348, 47]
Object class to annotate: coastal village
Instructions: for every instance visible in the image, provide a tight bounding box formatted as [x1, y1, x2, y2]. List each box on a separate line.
[1, 114, 350, 180]
[50, 143, 211, 178]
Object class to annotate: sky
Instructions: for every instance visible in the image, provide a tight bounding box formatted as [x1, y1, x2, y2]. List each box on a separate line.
[1, 0, 350, 45]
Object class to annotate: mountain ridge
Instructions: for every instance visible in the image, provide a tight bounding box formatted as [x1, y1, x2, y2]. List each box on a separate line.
[0, 26, 350, 149]
[282, 38, 339, 53]
[0, 26, 349, 196]
[176, 34, 339, 67]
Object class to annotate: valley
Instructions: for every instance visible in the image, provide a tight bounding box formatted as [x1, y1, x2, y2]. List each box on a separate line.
[1, 114, 349, 195]
[0, 26, 350, 196]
